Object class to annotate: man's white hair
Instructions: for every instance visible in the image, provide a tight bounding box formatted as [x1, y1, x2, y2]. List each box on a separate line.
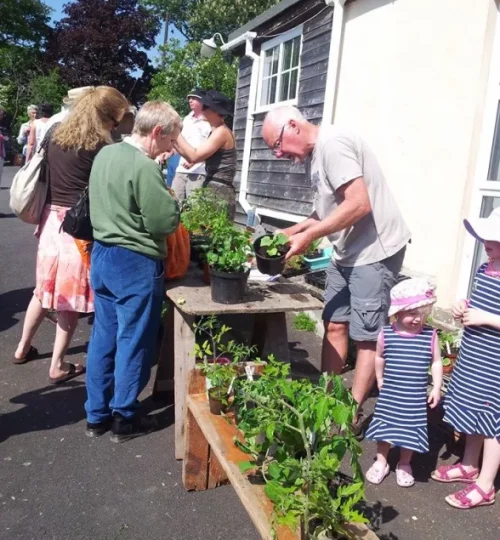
[264, 106, 305, 128]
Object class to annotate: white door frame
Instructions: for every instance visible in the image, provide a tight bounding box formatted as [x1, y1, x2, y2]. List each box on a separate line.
[456, 11, 500, 298]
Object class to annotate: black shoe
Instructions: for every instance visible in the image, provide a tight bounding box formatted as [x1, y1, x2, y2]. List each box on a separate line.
[110, 413, 156, 443]
[86, 419, 112, 438]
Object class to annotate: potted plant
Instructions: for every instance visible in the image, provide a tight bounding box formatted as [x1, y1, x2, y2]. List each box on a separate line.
[254, 232, 290, 275]
[205, 221, 253, 304]
[442, 357, 454, 375]
[303, 239, 333, 271]
[438, 330, 460, 369]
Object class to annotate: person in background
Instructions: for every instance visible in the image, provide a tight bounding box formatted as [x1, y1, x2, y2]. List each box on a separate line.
[174, 90, 237, 218]
[0, 128, 5, 189]
[85, 101, 181, 442]
[261, 105, 411, 436]
[26, 102, 53, 161]
[13, 87, 130, 385]
[166, 152, 180, 187]
[17, 105, 38, 165]
[171, 88, 211, 201]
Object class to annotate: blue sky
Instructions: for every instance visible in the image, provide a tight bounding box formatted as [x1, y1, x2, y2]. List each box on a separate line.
[44, 0, 185, 66]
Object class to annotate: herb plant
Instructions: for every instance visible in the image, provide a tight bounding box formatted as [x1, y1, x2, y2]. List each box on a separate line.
[206, 220, 253, 273]
[438, 330, 461, 356]
[180, 188, 231, 234]
[234, 357, 367, 539]
[304, 238, 323, 257]
[259, 233, 289, 257]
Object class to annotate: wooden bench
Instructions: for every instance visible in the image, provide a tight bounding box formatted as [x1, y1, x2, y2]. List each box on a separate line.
[182, 369, 379, 540]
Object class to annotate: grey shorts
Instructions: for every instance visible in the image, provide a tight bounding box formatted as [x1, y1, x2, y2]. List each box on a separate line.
[322, 248, 406, 342]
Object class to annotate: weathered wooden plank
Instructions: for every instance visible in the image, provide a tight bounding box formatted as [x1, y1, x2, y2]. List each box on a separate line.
[234, 128, 246, 141]
[207, 449, 228, 489]
[234, 117, 247, 130]
[167, 281, 322, 315]
[303, 5, 333, 33]
[238, 85, 251, 99]
[249, 148, 275, 160]
[239, 56, 253, 69]
[303, 21, 332, 43]
[153, 298, 175, 397]
[297, 88, 326, 107]
[299, 73, 327, 94]
[249, 159, 307, 175]
[301, 30, 332, 55]
[247, 194, 312, 215]
[301, 45, 330, 67]
[239, 64, 253, 78]
[250, 137, 273, 150]
[237, 73, 252, 89]
[247, 171, 309, 187]
[174, 309, 197, 460]
[235, 97, 249, 111]
[299, 59, 329, 82]
[183, 406, 210, 491]
[247, 182, 313, 203]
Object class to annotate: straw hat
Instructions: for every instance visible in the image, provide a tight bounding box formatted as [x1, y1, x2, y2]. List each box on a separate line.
[388, 278, 437, 318]
[464, 207, 500, 243]
[63, 86, 94, 105]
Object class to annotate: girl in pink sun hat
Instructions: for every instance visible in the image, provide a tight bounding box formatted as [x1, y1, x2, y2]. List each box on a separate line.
[432, 207, 500, 509]
[365, 278, 443, 487]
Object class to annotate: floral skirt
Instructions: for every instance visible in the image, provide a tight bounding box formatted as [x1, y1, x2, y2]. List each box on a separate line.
[34, 205, 94, 313]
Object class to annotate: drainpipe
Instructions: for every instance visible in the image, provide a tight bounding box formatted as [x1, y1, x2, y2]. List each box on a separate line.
[221, 32, 258, 214]
[322, 0, 347, 124]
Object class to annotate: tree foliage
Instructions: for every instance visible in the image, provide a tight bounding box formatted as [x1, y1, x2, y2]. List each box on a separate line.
[142, 0, 279, 42]
[148, 40, 238, 116]
[47, 0, 160, 102]
[0, 0, 51, 47]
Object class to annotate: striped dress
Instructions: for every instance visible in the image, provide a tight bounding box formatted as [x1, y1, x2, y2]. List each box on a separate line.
[366, 325, 436, 453]
[444, 264, 500, 439]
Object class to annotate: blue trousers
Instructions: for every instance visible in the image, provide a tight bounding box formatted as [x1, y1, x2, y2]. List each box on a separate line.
[85, 242, 164, 423]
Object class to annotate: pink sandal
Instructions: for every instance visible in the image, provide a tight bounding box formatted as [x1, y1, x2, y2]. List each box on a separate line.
[445, 483, 495, 509]
[431, 463, 479, 484]
[366, 462, 390, 485]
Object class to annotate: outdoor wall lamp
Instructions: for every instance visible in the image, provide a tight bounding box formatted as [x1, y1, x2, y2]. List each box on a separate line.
[200, 33, 226, 58]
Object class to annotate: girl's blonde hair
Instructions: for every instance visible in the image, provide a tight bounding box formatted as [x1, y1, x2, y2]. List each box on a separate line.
[53, 86, 129, 151]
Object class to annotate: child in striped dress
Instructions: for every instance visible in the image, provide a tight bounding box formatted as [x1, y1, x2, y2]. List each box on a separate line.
[365, 279, 443, 487]
[432, 208, 500, 509]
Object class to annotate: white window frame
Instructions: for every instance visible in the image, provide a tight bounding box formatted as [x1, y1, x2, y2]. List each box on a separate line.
[457, 12, 500, 298]
[254, 25, 303, 114]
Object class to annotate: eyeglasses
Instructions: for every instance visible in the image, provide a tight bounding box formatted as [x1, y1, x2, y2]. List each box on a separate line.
[272, 125, 286, 155]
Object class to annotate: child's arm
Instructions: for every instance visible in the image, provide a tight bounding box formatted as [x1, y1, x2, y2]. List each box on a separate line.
[428, 330, 443, 408]
[374, 331, 385, 390]
[463, 308, 500, 330]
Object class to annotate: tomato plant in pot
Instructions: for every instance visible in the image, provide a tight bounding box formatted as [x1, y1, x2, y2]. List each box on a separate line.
[205, 221, 253, 304]
[438, 330, 460, 373]
[254, 233, 290, 275]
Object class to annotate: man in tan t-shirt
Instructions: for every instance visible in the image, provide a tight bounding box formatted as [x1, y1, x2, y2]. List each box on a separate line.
[262, 106, 411, 434]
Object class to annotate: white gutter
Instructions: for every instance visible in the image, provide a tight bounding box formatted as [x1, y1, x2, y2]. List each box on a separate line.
[222, 32, 258, 214]
[322, 0, 347, 124]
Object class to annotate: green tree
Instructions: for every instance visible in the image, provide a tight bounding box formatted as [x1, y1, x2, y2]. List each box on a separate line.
[0, 0, 51, 47]
[142, 0, 279, 42]
[148, 40, 238, 117]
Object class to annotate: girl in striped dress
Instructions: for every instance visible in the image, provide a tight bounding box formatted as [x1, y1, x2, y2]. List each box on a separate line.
[365, 279, 443, 487]
[432, 208, 500, 509]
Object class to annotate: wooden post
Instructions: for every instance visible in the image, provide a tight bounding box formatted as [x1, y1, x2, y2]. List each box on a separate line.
[174, 308, 196, 459]
[153, 298, 175, 400]
[183, 407, 209, 491]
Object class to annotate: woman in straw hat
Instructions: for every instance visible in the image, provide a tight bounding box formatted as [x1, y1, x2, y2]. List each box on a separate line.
[14, 86, 129, 385]
[432, 207, 500, 509]
[365, 278, 443, 488]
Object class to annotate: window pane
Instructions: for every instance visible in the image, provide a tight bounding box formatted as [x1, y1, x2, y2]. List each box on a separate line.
[271, 47, 279, 75]
[263, 50, 274, 78]
[289, 69, 298, 100]
[468, 196, 500, 293]
[279, 71, 290, 102]
[487, 102, 500, 181]
[291, 36, 301, 67]
[269, 76, 277, 104]
[283, 39, 293, 71]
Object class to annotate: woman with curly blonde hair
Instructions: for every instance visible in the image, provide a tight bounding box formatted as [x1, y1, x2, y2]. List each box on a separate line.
[14, 86, 129, 385]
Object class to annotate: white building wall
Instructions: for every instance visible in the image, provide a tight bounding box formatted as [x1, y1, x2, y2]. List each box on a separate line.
[333, 0, 497, 307]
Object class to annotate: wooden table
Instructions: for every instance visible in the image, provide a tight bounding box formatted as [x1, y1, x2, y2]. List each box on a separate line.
[154, 278, 323, 459]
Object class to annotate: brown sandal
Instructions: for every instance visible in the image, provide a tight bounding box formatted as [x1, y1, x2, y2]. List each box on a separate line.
[49, 363, 86, 385]
[13, 346, 39, 365]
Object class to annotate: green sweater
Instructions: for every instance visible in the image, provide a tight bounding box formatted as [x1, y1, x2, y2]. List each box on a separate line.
[89, 141, 179, 259]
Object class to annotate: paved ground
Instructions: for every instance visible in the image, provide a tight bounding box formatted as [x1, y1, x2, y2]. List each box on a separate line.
[1, 165, 500, 540]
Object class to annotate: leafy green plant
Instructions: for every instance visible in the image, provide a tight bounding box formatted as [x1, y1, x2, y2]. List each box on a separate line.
[284, 255, 305, 271]
[293, 313, 317, 333]
[442, 357, 452, 367]
[206, 220, 253, 273]
[234, 357, 367, 538]
[304, 238, 323, 257]
[259, 233, 289, 257]
[180, 187, 231, 234]
[438, 330, 461, 356]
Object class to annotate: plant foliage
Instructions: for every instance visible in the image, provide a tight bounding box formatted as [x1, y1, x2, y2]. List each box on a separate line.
[234, 358, 367, 538]
[293, 313, 317, 333]
[206, 220, 253, 274]
[259, 233, 289, 258]
[180, 187, 231, 234]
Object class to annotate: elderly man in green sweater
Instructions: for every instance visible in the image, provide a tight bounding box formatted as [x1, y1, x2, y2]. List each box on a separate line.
[85, 101, 181, 442]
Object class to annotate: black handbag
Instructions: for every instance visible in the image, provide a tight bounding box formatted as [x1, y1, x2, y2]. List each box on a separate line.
[61, 186, 93, 241]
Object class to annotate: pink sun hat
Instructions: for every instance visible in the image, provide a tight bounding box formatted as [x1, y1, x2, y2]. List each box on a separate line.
[388, 278, 437, 318]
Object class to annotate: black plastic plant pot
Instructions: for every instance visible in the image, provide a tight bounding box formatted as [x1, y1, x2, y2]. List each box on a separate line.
[253, 236, 287, 276]
[209, 267, 250, 304]
[190, 233, 209, 264]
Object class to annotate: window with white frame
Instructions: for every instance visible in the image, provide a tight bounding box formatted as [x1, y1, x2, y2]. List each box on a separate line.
[258, 27, 302, 110]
